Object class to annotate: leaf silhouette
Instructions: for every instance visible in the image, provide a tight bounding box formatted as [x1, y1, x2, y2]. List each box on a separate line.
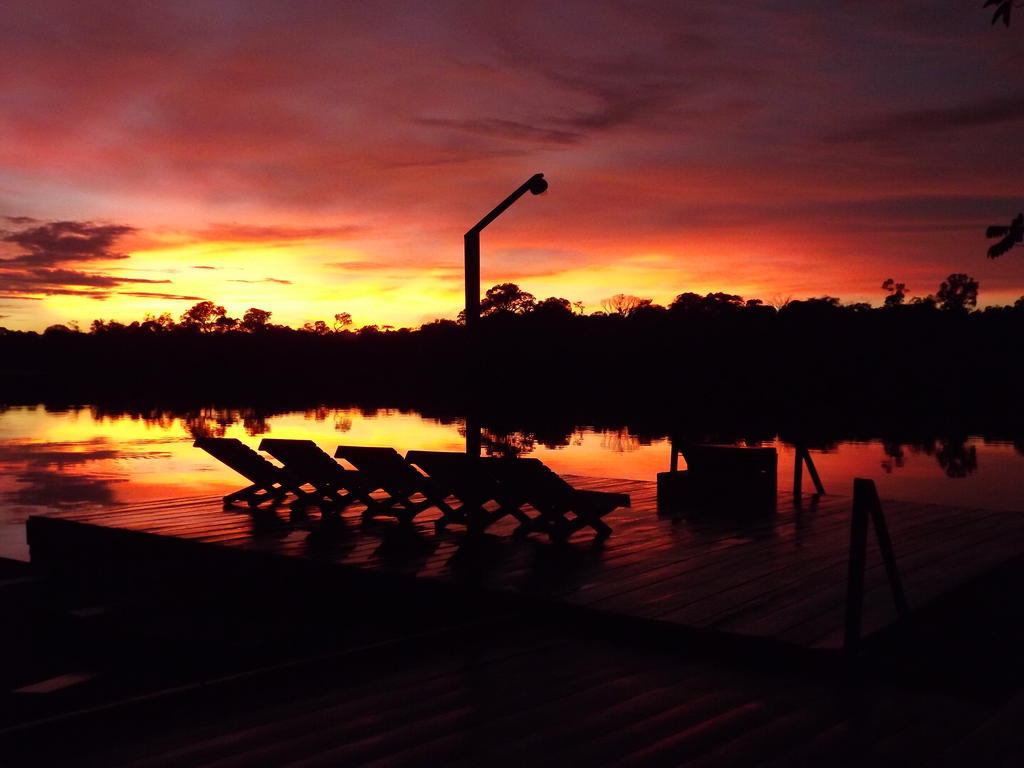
[985, 212, 1023, 258]
[984, 0, 1013, 27]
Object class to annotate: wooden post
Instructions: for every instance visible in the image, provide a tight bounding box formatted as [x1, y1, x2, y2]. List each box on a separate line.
[861, 479, 910, 619]
[463, 231, 480, 456]
[793, 447, 804, 498]
[669, 439, 680, 473]
[803, 446, 825, 495]
[464, 231, 480, 332]
[844, 479, 871, 653]
[793, 444, 825, 498]
[465, 413, 481, 457]
[845, 478, 910, 655]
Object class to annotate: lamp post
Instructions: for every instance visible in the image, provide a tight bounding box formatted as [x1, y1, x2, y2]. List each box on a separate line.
[464, 173, 548, 331]
[463, 173, 548, 457]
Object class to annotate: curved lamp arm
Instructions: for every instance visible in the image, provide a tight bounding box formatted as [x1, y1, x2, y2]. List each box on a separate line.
[464, 173, 547, 330]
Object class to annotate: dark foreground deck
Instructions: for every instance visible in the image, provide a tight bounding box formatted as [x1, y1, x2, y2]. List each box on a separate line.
[7, 596, 1024, 767]
[25, 476, 1024, 653]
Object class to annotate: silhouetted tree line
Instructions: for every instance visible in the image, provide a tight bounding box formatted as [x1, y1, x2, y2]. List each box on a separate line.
[3, 273, 1024, 431]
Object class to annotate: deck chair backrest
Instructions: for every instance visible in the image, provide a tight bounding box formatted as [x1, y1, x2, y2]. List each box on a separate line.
[194, 437, 282, 484]
[258, 438, 345, 481]
[482, 457, 562, 495]
[405, 450, 473, 475]
[334, 446, 423, 486]
[506, 459, 575, 499]
[406, 450, 493, 494]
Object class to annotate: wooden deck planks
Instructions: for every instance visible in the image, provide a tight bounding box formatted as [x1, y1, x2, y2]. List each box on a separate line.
[700, 503, 1024, 638]
[27, 476, 1024, 652]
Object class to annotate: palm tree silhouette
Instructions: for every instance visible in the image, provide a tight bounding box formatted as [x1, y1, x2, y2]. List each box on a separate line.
[986, 212, 1024, 258]
[985, 0, 1015, 27]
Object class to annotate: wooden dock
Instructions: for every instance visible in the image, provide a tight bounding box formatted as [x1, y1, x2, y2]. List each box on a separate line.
[25, 476, 1024, 653]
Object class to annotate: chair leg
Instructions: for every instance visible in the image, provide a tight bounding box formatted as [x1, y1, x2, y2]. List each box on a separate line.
[246, 490, 278, 509]
[547, 505, 614, 541]
[224, 483, 260, 505]
[435, 501, 473, 532]
[225, 484, 283, 509]
[574, 505, 614, 539]
[491, 501, 532, 528]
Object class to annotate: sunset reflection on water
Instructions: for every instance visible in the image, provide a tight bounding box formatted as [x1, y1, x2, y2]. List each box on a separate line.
[1, 405, 1022, 560]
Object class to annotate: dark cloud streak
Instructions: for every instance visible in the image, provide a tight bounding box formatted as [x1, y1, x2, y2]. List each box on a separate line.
[228, 277, 293, 285]
[195, 223, 364, 242]
[7, 268, 170, 288]
[118, 291, 205, 301]
[827, 94, 1024, 143]
[2, 219, 136, 266]
[0, 217, 189, 303]
[416, 117, 582, 145]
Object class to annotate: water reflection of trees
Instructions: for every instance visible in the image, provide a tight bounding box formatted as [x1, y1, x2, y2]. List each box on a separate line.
[2, 404, 1018, 481]
[881, 437, 978, 478]
[480, 429, 537, 457]
[478, 426, 587, 457]
[180, 410, 269, 439]
[67, 404, 428, 440]
[481, 425, 659, 456]
[600, 428, 642, 453]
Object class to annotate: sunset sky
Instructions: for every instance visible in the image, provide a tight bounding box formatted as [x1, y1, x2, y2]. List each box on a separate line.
[2, 1, 1024, 330]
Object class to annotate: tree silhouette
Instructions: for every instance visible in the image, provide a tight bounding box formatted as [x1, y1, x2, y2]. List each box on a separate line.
[302, 320, 331, 335]
[668, 292, 748, 315]
[534, 296, 574, 318]
[214, 315, 238, 332]
[936, 273, 979, 312]
[601, 294, 652, 317]
[180, 301, 226, 332]
[882, 279, 908, 307]
[479, 283, 536, 316]
[333, 312, 353, 331]
[669, 292, 703, 312]
[241, 307, 272, 332]
[140, 312, 175, 333]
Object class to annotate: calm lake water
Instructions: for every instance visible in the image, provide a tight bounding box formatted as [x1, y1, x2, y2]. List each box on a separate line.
[1, 404, 1022, 561]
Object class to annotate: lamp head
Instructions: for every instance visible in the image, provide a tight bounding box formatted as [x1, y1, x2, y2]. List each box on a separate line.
[526, 173, 548, 195]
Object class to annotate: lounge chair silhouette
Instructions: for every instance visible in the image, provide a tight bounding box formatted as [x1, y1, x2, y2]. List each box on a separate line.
[405, 450, 533, 533]
[193, 437, 313, 509]
[257, 438, 372, 512]
[483, 458, 629, 541]
[334, 446, 456, 525]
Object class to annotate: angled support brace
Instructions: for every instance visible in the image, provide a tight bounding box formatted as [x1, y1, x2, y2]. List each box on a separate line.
[793, 443, 826, 498]
[844, 478, 911, 654]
